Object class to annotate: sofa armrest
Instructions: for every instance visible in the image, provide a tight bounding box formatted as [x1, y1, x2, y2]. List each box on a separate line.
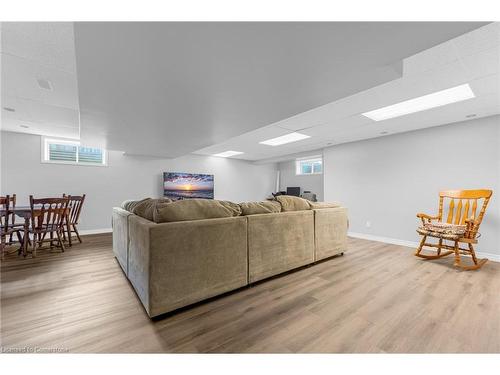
[128, 215, 248, 318]
[313, 207, 348, 261]
[112, 207, 134, 275]
[128, 215, 156, 315]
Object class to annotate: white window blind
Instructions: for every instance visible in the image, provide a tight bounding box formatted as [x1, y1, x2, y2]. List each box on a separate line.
[295, 157, 322, 175]
[42, 137, 107, 166]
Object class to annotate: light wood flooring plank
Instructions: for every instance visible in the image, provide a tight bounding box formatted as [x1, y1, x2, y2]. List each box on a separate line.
[1, 234, 499, 353]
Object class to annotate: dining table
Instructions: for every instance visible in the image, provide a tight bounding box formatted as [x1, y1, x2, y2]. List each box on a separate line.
[1, 206, 38, 257]
[0, 205, 68, 258]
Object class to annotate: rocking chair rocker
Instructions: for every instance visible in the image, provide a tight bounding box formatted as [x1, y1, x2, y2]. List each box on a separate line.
[415, 189, 492, 270]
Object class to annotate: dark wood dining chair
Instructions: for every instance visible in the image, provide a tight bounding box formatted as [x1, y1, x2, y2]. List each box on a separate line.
[5, 194, 24, 243]
[1, 195, 24, 259]
[29, 196, 69, 257]
[62, 194, 86, 246]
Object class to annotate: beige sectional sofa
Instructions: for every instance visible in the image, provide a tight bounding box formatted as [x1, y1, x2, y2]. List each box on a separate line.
[112, 196, 348, 318]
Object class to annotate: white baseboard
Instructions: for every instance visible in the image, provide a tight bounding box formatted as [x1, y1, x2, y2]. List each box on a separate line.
[348, 231, 500, 263]
[348, 232, 419, 248]
[78, 228, 112, 236]
[476, 251, 500, 263]
[72, 228, 499, 263]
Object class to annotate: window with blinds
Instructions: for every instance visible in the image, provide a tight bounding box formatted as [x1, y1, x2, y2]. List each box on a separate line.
[295, 156, 322, 175]
[42, 138, 107, 166]
[78, 146, 104, 164]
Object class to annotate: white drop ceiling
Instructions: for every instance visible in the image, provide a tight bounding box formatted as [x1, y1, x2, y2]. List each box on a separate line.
[1, 22, 498, 162]
[1, 22, 80, 139]
[195, 22, 500, 162]
[72, 22, 492, 157]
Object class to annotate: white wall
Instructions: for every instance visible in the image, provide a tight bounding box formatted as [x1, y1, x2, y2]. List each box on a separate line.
[324, 115, 500, 257]
[1, 132, 277, 231]
[278, 160, 324, 201]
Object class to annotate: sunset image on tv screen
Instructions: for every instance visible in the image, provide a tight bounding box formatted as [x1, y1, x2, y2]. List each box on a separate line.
[163, 172, 214, 200]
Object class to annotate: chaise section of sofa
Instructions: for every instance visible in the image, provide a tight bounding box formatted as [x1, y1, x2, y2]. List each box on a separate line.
[247, 210, 315, 283]
[127, 214, 248, 318]
[313, 207, 348, 261]
[112, 207, 133, 275]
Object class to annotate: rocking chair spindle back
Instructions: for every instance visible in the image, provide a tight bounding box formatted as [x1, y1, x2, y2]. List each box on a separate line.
[416, 189, 492, 270]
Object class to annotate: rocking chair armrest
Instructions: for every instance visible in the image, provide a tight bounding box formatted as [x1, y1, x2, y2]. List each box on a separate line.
[464, 217, 478, 225]
[416, 213, 439, 220]
[464, 218, 480, 238]
[417, 213, 439, 225]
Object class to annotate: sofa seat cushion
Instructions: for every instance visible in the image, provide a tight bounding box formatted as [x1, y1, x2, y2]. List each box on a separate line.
[153, 199, 242, 223]
[239, 201, 282, 215]
[275, 195, 311, 212]
[131, 198, 172, 221]
[308, 201, 342, 209]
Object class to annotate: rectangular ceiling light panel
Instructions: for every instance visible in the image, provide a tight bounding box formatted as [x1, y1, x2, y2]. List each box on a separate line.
[259, 132, 311, 146]
[213, 150, 244, 157]
[362, 84, 475, 121]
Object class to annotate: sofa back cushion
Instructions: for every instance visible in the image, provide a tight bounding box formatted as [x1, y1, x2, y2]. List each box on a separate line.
[153, 199, 242, 223]
[239, 201, 282, 215]
[121, 198, 149, 212]
[308, 201, 342, 209]
[275, 195, 311, 212]
[131, 198, 172, 221]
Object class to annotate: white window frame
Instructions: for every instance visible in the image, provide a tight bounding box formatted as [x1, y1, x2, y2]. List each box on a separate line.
[41, 136, 107, 167]
[295, 156, 323, 176]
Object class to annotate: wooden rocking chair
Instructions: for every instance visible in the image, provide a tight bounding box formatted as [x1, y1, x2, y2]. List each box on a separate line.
[415, 189, 492, 270]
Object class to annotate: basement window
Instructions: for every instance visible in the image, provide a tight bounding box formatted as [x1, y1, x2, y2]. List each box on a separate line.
[42, 137, 107, 166]
[296, 156, 322, 175]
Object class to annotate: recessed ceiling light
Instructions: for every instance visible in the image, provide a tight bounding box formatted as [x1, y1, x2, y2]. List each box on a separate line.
[362, 84, 475, 121]
[37, 78, 53, 90]
[20, 125, 29, 128]
[466, 114, 477, 118]
[3, 107, 15, 112]
[213, 150, 244, 158]
[259, 132, 311, 146]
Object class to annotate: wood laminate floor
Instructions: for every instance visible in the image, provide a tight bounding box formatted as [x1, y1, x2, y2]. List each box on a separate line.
[1, 234, 499, 353]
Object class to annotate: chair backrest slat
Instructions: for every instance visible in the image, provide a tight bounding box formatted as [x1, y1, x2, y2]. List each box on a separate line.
[461, 199, 470, 225]
[438, 197, 444, 221]
[446, 199, 455, 223]
[454, 200, 463, 225]
[63, 194, 86, 225]
[471, 199, 478, 220]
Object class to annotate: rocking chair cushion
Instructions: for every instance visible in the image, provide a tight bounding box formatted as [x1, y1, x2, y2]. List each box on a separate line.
[417, 222, 466, 240]
[425, 222, 466, 234]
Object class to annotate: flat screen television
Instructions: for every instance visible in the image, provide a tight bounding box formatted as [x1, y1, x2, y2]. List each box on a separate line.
[286, 187, 301, 197]
[163, 172, 214, 200]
